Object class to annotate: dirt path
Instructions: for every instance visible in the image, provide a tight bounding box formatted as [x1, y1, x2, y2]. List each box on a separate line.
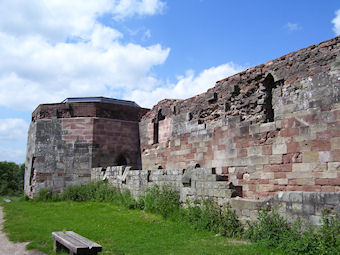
[0, 206, 45, 255]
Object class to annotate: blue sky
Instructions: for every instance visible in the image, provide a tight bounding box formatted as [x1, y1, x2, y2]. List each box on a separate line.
[0, 0, 339, 163]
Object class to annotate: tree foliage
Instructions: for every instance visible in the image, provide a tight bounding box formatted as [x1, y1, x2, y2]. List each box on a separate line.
[0, 161, 25, 195]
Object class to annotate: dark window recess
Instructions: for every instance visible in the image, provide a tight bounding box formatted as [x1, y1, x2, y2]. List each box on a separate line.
[29, 156, 36, 191]
[115, 154, 127, 166]
[153, 122, 159, 144]
[234, 186, 243, 198]
[147, 170, 152, 182]
[153, 109, 165, 144]
[263, 74, 275, 123]
[232, 85, 240, 97]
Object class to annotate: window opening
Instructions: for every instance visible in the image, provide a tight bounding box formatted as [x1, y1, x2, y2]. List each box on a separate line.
[153, 109, 165, 144]
[263, 74, 275, 122]
[115, 154, 127, 166]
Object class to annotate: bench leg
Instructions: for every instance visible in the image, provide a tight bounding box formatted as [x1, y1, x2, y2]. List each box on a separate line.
[53, 239, 57, 252]
[53, 240, 64, 253]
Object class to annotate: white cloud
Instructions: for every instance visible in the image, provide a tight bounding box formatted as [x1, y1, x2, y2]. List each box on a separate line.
[0, 0, 165, 42]
[0, 119, 29, 141]
[0, 0, 169, 110]
[128, 62, 244, 108]
[113, 0, 166, 20]
[0, 146, 26, 163]
[285, 22, 301, 32]
[332, 9, 340, 35]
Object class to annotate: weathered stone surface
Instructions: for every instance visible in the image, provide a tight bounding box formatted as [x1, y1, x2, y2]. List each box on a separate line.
[26, 36, 340, 224]
[25, 99, 148, 197]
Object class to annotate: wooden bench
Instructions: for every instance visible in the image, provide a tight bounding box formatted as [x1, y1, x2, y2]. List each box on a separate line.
[52, 231, 102, 255]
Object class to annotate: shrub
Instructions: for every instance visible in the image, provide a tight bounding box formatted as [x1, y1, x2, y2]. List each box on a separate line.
[315, 213, 340, 255]
[60, 182, 101, 201]
[141, 185, 180, 219]
[245, 210, 292, 248]
[245, 210, 340, 255]
[182, 200, 243, 238]
[36, 188, 53, 201]
[57, 181, 138, 209]
[0, 161, 25, 196]
[220, 205, 244, 238]
[120, 189, 137, 209]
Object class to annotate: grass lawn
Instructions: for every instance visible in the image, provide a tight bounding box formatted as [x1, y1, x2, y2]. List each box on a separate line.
[1, 201, 285, 255]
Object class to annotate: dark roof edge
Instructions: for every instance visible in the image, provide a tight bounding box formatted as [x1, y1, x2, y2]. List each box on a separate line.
[61, 97, 140, 107]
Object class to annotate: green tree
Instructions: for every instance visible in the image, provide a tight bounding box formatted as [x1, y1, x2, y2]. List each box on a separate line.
[0, 161, 25, 195]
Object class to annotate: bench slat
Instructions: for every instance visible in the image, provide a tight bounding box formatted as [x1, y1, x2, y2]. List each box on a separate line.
[52, 231, 102, 254]
[53, 232, 88, 248]
[66, 231, 101, 249]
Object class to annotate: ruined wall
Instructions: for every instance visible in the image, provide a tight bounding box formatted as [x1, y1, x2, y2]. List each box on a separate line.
[140, 36, 340, 199]
[25, 117, 94, 197]
[91, 166, 340, 225]
[92, 118, 142, 168]
[25, 101, 148, 197]
[91, 166, 235, 206]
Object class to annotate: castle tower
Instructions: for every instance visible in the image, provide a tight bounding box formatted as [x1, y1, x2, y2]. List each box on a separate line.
[24, 97, 149, 197]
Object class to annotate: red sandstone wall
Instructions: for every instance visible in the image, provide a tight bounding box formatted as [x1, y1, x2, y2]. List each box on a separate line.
[92, 118, 142, 169]
[25, 100, 148, 196]
[139, 36, 340, 199]
[62, 117, 94, 144]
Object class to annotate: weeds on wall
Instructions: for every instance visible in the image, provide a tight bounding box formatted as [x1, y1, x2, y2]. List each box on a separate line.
[34, 182, 340, 254]
[138, 185, 180, 219]
[35, 181, 137, 209]
[181, 200, 243, 238]
[245, 210, 340, 255]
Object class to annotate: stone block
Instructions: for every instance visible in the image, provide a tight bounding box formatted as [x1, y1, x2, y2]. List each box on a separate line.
[174, 138, 181, 146]
[302, 151, 319, 163]
[292, 203, 303, 213]
[292, 162, 326, 172]
[302, 203, 315, 215]
[249, 124, 261, 135]
[272, 143, 287, 155]
[206, 92, 217, 102]
[331, 137, 340, 149]
[248, 155, 269, 165]
[269, 154, 283, 164]
[319, 151, 333, 163]
[309, 215, 322, 226]
[260, 122, 277, 133]
[247, 146, 262, 156]
[328, 162, 340, 171]
[289, 192, 303, 203]
[324, 193, 340, 205]
[225, 148, 237, 158]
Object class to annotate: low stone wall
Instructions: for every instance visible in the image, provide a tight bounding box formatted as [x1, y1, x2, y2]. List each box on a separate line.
[92, 166, 340, 225]
[91, 166, 234, 206]
[230, 192, 340, 225]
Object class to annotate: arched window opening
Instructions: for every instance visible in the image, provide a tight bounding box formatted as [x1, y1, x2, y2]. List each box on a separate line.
[115, 154, 127, 166]
[153, 121, 159, 144]
[153, 109, 165, 144]
[263, 74, 275, 123]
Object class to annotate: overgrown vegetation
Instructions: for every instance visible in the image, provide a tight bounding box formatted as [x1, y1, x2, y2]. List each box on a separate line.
[182, 200, 243, 238]
[245, 210, 340, 255]
[0, 161, 24, 196]
[19, 182, 340, 254]
[36, 181, 137, 209]
[138, 185, 180, 218]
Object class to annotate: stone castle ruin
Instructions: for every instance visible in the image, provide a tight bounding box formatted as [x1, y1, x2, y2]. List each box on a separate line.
[25, 36, 340, 223]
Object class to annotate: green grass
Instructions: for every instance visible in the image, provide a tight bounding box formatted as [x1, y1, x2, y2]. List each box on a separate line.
[1, 201, 285, 255]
